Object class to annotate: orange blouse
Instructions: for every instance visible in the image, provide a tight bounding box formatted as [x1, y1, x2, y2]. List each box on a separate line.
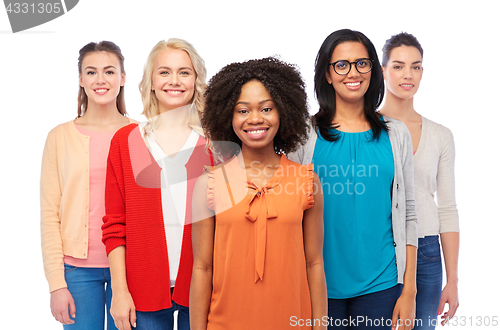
[206, 154, 314, 329]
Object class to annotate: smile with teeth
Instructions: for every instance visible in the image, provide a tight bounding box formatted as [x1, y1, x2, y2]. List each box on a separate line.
[400, 84, 414, 87]
[164, 90, 184, 95]
[345, 82, 361, 87]
[94, 89, 109, 94]
[245, 129, 268, 134]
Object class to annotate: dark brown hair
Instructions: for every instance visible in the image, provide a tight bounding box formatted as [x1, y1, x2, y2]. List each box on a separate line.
[382, 32, 423, 67]
[77, 41, 126, 117]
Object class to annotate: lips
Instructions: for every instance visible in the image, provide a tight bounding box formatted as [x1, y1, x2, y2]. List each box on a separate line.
[243, 127, 270, 139]
[94, 88, 109, 95]
[400, 84, 414, 91]
[163, 89, 185, 96]
[344, 81, 361, 90]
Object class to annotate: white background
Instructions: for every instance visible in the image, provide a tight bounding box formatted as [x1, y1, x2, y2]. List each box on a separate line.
[1, 0, 498, 328]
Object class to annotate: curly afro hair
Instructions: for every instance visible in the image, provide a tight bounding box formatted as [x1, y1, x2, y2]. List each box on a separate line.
[202, 57, 310, 158]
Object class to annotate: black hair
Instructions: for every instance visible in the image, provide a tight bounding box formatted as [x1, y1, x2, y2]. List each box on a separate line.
[202, 57, 309, 158]
[313, 29, 386, 141]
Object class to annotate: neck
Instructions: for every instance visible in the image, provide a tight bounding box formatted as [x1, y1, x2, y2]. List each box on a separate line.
[333, 97, 367, 127]
[81, 102, 123, 124]
[380, 90, 419, 121]
[157, 104, 190, 130]
[239, 143, 280, 170]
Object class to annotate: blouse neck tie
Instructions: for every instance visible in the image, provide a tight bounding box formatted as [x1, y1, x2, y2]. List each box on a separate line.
[245, 182, 279, 282]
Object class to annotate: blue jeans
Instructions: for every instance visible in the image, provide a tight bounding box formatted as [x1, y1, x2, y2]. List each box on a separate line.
[63, 264, 117, 330]
[134, 290, 190, 330]
[327, 284, 402, 329]
[414, 236, 442, 330]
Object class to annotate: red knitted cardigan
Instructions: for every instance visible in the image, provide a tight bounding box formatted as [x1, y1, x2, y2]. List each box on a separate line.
[102, 123, 212, 312]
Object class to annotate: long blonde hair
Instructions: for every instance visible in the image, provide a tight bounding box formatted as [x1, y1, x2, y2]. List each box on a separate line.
[139, 38, 206, 137]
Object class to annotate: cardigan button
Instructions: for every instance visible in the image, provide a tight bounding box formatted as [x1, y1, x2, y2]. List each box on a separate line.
[396, 203, 398, 208]
[397, 184, 399, 189]
[393, 242, 397, 247]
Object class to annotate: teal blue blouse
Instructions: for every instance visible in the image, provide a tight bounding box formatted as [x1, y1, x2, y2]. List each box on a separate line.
[313, 127, 398, 299]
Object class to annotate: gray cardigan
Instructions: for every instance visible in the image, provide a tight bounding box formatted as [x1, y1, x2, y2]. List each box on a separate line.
[288, 116, 418, 284]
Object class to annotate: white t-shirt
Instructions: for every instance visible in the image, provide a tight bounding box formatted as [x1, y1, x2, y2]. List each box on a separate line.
[141, 123, 199, 286]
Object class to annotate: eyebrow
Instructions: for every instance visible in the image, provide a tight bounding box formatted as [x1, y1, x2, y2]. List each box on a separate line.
[84, 65, 117, 70]
[392, 60, 422, 65]
[157, 66, 193, 71]
[235, 99, 274, 106]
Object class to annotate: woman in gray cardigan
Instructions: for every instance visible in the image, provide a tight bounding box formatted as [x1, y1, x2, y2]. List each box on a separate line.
[379, 32, 459, 329]
[289, 29, 417, 330]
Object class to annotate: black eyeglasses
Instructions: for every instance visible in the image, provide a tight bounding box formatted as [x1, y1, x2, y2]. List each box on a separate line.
[329, 58, 373, 75]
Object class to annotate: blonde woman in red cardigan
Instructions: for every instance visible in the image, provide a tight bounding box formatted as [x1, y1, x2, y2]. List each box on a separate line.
[41, 41, 133, 329]
[102, 38, 212, 330]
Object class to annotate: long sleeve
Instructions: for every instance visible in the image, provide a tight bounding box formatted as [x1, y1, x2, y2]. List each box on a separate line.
[436, 127, 459, 233]
[102, 135, 127, 255]
[40, 130, 66, 293]
[401, 126, 418, 247]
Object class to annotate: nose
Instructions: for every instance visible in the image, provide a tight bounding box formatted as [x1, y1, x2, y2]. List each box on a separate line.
[96, 72, 106, 84]
[169, 73, 180, 86]
[404, 67, 413, 80]
[347, 64, 360, 78]
[248, 109, 264, 124]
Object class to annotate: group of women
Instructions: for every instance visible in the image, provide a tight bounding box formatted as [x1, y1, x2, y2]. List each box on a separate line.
[40, 29, 459, 330]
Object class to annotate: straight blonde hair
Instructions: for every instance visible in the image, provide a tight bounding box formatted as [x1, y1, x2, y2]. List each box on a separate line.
[139, 38, 206, 137]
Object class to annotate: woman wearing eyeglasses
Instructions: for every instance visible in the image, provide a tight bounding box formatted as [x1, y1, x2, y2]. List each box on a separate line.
[290, 29, 417, 330]
[379, 32, 459, 329]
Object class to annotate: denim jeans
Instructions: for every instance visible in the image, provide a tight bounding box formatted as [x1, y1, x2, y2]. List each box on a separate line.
[134, 290, 190, 330]
[414, 236, 443, 330]
[63, 264, 117, 330]
[327, 284, 402, 329]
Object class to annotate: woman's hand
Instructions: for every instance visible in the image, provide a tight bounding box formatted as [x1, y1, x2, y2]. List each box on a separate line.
[50, 287, 76, 325]
[391, 291, 416, 330]
[110, 289, 137, 330]
[438, 282, 459, 325]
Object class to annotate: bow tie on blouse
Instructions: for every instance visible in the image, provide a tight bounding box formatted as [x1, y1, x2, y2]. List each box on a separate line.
[245, 181, 280, 282]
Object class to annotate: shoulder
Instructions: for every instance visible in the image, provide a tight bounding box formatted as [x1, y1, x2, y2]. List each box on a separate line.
[127, 117, 140, 124]
[423, 116, 454, 141]
[281, 156, 314, 177]
[384, 115, 411, 142]
[112, 123, 139, 141]
[47, 120, 75, 136]
[383, 115, 407, 132]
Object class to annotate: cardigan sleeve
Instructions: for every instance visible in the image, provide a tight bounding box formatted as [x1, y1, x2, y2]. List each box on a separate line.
[436, 127, 459, 233]
[401, 125, 418, 247]
[40, 128, 67, 293]
[287, 121, 316, 165]
[102, 135, 127, 255]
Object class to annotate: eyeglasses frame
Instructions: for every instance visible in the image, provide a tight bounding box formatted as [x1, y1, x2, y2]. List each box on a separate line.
[329, 58, 373, 75]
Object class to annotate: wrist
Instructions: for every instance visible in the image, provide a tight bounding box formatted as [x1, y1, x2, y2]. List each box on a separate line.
[111, 283, 130, 294]
[401, 284, 417, 297]
[446, 277, 459, 286]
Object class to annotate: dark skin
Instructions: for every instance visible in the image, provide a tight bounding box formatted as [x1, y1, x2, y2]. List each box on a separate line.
[190, 80, 327, 330]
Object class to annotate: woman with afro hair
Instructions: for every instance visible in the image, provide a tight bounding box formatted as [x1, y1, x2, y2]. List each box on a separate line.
[190, 57, 327, 330]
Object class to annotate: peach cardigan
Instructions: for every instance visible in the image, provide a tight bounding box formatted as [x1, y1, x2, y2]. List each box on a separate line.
[40, 119, 135, 292]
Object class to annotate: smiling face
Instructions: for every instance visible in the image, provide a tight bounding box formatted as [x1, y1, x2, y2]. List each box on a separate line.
[326, 42, 371, 106]
[232, 80, 280, 152]
[382, 45, 423, 100]
[79, 51, 125, 109]
[151, 48, 196, 114]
